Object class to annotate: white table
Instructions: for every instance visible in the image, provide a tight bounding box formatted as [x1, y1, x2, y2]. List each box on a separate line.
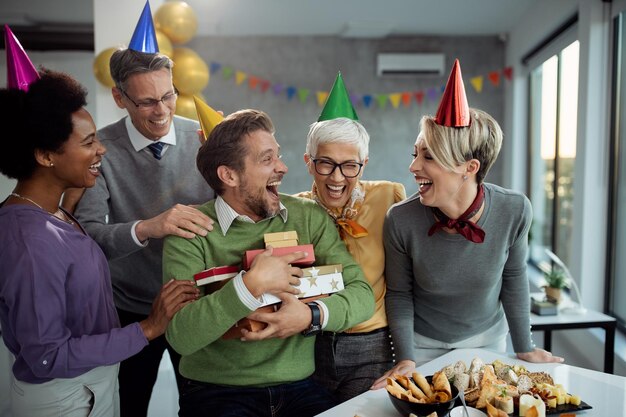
[315, 348, 626, 416]
[529, 307, 617, 373]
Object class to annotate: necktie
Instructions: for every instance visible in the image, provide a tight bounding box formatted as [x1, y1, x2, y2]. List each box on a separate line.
[148, 141, 164, 160]
[427, 184, 486, 243]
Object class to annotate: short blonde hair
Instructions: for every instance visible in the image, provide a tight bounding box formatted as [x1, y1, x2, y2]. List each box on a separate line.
[419, 108, 502, 183]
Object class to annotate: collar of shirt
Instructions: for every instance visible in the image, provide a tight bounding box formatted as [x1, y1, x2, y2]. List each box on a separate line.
[125, 116, 177, 152]
[215, 195, 288, 236]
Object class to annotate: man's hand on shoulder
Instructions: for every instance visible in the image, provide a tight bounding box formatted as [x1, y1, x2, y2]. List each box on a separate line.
[135, 203, 214, 241]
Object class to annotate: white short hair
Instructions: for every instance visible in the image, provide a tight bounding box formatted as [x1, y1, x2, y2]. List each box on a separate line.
[305, 117, 369, 160]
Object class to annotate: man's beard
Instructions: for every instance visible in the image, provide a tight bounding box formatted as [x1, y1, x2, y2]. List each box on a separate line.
[239, 179, 279, 219]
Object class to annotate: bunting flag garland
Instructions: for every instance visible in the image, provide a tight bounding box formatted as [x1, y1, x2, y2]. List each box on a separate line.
[222, 66, 233, 80]
[401, 92, 411, 108]
[210, 62, 221, 74]
[297, 88, 310, 103]
[389, 93, 402, 109]
[488, 71, 500, 86]
[414, 91, 425, 105]
[375, 94, 388, 109]
[248, 76, 259, 89]
[503, 67, 513, 81]
[317, 91, 329, 107]
[204, 59, 513, 111]
[272, 83, 284, 95]
[427, 87, 439, 102]
[235, 71, 247, 85]
[260, 79, 271, 92]
[470, 76, 483, 93]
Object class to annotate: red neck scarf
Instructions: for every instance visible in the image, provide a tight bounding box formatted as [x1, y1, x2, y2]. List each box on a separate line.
[427, 184, 485, 243]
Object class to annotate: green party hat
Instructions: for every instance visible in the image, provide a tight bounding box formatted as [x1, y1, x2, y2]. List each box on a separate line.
[318, 72, 358, 121]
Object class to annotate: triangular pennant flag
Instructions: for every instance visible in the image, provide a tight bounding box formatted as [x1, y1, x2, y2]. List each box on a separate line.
[298, 88, 310, 103]
[194, 96, 224, 141]
[434, 59, 470, 127]
[349, 93, 359, 107]
[426, 87, 439, 102]
[470, 76, 483, 93]
[362, 95, 373, 108]
[503, 67, 513, 81]
[286, 86, 297, 100]
[375, 94, 388, 109]
[488, 71, 500, 86]
[4, 25, 40, 91]
[272, 83, 284, 95]
[414, 91, 425, 105]
[248, 76, 259, 90]
[260, 79, 271, 93]
[316, 91, 329, 107]
[129, 1, 159, 53]
[318, 72, 358, 121]
[222, 66, 234, 80]
[209, 62, 222, 74]
[401, 92, 411, 108]
[389, 93, 402, 109]
[235, 71, 247, 86]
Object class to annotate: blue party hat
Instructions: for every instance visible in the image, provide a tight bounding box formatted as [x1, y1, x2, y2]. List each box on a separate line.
[128, 1, 159, 53]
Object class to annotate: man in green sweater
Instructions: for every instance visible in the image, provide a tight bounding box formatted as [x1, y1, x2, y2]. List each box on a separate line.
[162, 109, 374, 417]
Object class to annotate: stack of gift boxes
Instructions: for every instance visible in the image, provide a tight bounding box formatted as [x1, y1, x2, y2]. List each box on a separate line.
[193, 231, 345, 339]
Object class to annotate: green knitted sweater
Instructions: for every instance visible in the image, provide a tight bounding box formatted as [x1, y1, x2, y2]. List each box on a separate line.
[163, 194, 374, 387]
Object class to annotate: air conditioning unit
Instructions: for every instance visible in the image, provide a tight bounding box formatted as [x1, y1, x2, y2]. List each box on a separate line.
[376, 53, 445, 76]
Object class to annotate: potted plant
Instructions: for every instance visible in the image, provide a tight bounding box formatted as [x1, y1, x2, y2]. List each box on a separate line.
[543, 268, 568, 303]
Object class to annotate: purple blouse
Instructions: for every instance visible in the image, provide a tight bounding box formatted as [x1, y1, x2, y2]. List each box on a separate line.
[0, 204, 147, 383]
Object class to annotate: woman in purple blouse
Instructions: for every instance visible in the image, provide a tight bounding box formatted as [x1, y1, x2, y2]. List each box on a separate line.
[0, 70, 199, 417]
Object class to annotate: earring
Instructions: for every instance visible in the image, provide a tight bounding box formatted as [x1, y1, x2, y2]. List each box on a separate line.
[50, 163, 54, 167]
[462, 174, 468, 181]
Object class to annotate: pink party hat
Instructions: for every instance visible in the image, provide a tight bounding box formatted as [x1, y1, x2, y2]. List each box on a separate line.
[4, 25, 39, 91]
[434, 59, 470, 127]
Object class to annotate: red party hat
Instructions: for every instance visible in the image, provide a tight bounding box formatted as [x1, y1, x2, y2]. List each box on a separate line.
[434, 59, 470, 127]
[4, 25, 40, 91]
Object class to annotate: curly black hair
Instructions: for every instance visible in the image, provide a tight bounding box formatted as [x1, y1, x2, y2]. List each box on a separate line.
[0, 69, 87, 180]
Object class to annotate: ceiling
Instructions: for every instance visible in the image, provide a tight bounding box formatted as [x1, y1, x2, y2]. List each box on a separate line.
[1, 0, 539, 38]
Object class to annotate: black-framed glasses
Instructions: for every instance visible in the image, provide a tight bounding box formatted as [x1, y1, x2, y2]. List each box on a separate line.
[121, 86, 179, 110]
[310, 157, 363, 178]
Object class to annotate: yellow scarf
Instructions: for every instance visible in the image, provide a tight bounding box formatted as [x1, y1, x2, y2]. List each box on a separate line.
[312, 182, 369, 240]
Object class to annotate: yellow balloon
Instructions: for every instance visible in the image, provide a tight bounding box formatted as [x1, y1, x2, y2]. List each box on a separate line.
[175, 93, 204, 120]
[172, 47, 209, 95]
[155, 1, 198, 45]
[93, 47, 117, 88]
[155, 30, 174, 58]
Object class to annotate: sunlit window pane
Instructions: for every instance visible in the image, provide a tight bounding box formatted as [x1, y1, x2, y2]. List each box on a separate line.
[528, 41, 579, 269]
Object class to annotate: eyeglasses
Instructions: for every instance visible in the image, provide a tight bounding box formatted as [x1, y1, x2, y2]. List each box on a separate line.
[121, 87, 179, 110]
[310, 157, 363, 178]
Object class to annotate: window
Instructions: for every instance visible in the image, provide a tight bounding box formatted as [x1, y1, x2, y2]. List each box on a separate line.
[609, 11, 626, 330]
[527, 41, 579, 269]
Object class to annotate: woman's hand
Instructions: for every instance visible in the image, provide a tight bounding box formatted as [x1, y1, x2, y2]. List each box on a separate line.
[517, 347, 564, 363]
[370, 359, 416, 390]
[140, 279, 200, 340]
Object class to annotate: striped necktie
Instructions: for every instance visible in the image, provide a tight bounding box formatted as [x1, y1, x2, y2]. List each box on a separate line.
[148, 141, 165, 160]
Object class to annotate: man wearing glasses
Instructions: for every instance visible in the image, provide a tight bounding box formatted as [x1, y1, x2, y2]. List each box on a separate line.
[73, 48, 215, 417]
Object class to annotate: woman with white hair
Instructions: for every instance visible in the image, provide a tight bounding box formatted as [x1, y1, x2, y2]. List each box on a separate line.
[297, 73, 405, 402]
